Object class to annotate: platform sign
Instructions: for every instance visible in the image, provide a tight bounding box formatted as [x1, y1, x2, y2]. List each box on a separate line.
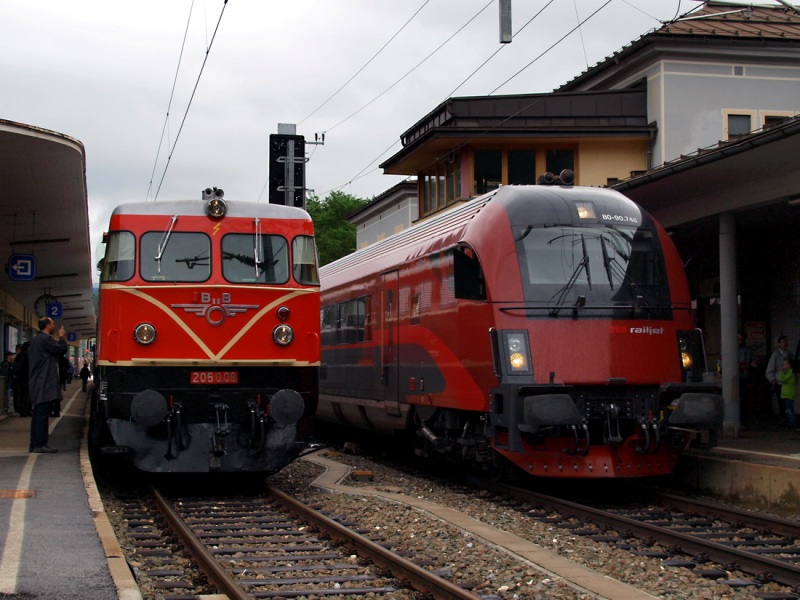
[47, 302, 63, 319]
[8, 254, 36, 281]
[67, 332, 77, 342]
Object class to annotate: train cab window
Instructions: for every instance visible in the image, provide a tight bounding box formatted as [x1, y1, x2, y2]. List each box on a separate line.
[101, 231, 135, 282]
[515, 223, 670, 318]
[222, 233, 289, 284]
[292, 235, 320, 285]
[140, 231, 211, 282]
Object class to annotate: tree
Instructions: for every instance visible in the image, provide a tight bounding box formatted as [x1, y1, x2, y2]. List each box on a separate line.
[306, 191, 368, 266]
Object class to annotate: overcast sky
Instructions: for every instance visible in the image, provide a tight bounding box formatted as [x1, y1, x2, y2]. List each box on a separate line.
[3, 0, 755, 269]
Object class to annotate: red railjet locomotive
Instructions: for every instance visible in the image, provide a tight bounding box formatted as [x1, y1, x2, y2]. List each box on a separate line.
[92, 189, 320, 473]
[318, 174, 722, 479]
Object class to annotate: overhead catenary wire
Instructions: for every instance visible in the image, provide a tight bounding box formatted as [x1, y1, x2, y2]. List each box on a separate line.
[146, 0, 196, 202]
[297, 0, 432, 127]
[326, 0, 557, 196]
[322, 0, 493, 135]
[489, 0, 612, 95]
[152, 0, 229, 202]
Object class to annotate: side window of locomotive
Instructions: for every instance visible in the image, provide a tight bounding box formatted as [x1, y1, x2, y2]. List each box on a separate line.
[292, 235, 320, 285]
[453, 248, 485, 300]
[222, 234, 289, 284]
[101, 231, 135, 282]
[140, 232, 211, 282]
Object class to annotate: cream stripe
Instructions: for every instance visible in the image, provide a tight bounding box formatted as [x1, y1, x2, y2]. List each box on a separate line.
[104, 286, 313, 361]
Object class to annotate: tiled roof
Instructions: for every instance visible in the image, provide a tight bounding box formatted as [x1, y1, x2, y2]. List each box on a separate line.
[557, 2, 800, 91]
[660, 2, 800, 40]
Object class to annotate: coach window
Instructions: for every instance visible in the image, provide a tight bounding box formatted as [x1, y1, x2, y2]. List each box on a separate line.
[320, 305, 336, 346]
[100, 231, 135, 282]
[140, 231, 211, 282]
[222, 233, 289, 284]
[292, 236, 320, 285]
[337, 296, 368, 344]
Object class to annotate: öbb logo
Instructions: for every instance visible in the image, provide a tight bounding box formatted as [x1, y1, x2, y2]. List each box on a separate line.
[172, 293, 259, 326]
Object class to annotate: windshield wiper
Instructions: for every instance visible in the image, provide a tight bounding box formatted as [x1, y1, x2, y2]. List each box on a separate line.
[549, 234, 591, 317]
[604, 254, 652, 314]
[253, 217, 262, 279]
[600, 234, 614, 290]
[155, 215, 178, 274]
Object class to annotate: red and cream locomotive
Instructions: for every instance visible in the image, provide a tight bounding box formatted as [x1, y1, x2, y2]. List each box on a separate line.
[317, 174, 722, 479]
[92, 188, 319, 473]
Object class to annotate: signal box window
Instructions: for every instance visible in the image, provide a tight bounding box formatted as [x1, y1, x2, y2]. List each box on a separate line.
[474, 150, 502, 195]
[140, 231, 211, 282]
[292, 235, 320, 285]
[222, 233, 289, 284]
[101, 231, 135, 282]
[508, 150, 536, 185]
[545, 149, 574, 175]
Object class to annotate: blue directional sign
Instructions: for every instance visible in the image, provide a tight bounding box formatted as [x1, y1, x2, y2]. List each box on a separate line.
[8, 254, 37, 281]
[67, 332, 77, 342]
[47, 302, 63, 319]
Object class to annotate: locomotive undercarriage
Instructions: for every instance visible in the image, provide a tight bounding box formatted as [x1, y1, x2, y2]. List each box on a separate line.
[91, 366, 316, 473]
[413, 383, 722, 479]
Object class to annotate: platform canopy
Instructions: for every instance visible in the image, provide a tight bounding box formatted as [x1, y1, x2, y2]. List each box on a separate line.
[0, 119, 95, 340]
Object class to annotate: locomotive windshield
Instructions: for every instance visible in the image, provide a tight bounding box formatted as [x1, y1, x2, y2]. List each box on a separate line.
[514, 222, 671, 318]
[222, 233, 289, 284]
[140, 231, 211, 282]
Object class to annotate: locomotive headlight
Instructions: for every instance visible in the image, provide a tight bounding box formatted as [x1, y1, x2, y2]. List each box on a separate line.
[273, 324, 294, 346]
[134, 323, 157, 345]
[205, 196, 227, 218]
[503, 331, 532, 375]
[510, 352, 527, 370]
[677, 329, 705, 382]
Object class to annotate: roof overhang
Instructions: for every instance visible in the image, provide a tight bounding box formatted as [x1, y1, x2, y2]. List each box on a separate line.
[0, 119, 96, 338]
[613, 115, 800, 229]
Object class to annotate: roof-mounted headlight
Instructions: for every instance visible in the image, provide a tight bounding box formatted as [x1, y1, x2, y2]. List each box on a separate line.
[204, 187, 226, 218]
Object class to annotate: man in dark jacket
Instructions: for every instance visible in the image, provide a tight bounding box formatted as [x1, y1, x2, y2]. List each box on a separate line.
[28, 317, 67, 453]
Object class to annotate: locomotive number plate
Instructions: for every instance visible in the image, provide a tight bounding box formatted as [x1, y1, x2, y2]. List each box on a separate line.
[190, 371, 239, 384]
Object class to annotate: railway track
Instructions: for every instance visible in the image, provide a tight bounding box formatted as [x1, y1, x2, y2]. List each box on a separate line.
[495, 482, 800, 596]
[114, 484, 476, 599]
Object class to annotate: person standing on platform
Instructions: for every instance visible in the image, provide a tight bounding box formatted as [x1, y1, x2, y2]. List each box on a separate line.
[80, 362, 91, 392]
[28, 317, 67, 453]
[11, 343, 31, 417]
[738, 332, 755, 400]
[766, 335, 792, 426]
[779, 357, 798, 428]
[1, 351, 13, 412]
